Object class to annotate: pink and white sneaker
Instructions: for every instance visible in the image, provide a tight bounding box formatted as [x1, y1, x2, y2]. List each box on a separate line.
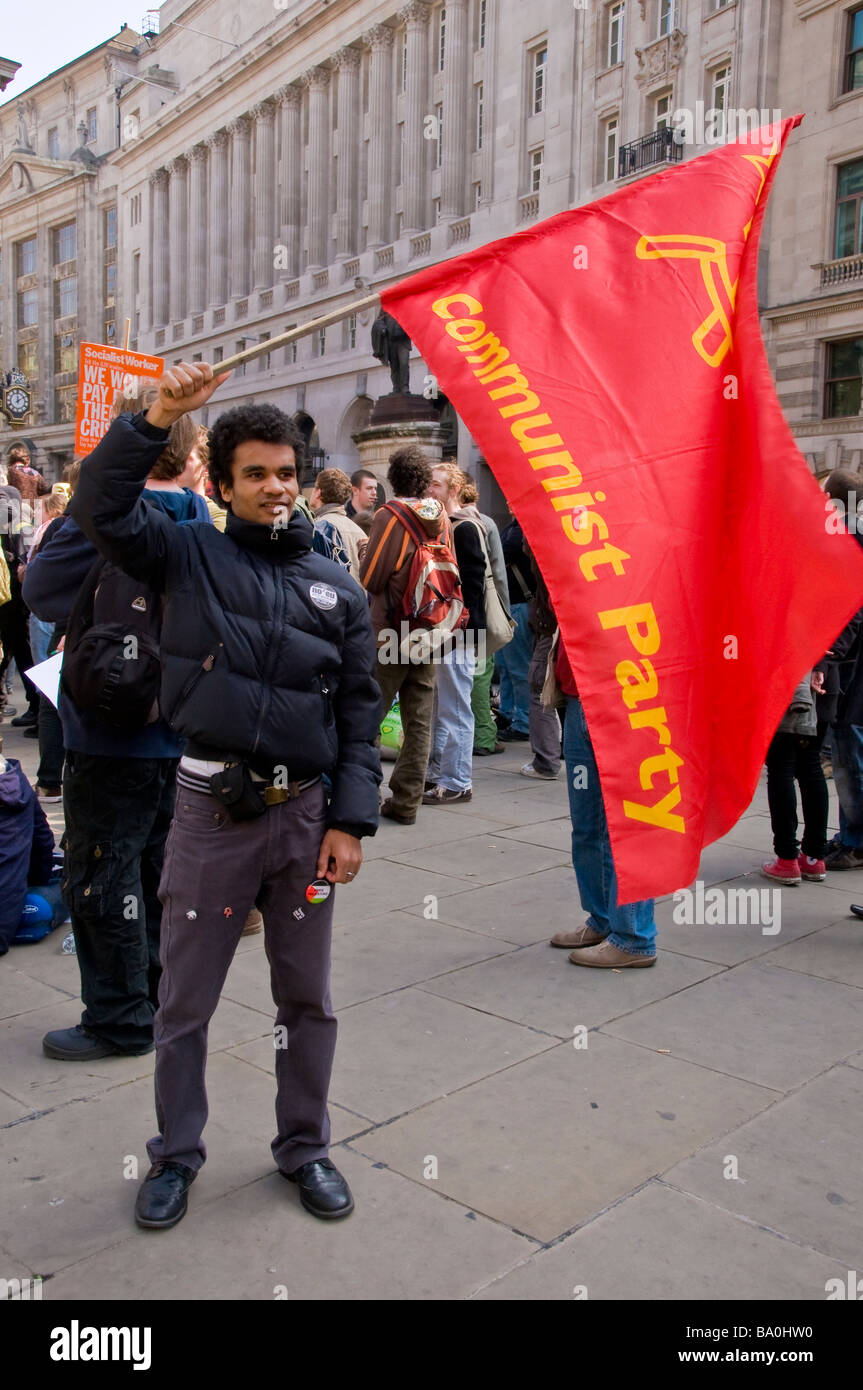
[761, 858, 801, 885]
[797, 855, 826, 881]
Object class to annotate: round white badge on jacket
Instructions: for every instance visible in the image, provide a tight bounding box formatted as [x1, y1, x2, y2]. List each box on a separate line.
[310, 583, 338, 610]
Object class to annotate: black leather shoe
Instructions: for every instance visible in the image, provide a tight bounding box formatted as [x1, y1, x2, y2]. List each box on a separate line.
[42, 1024, 153, 1061]
[135, 1161, 197, 1229]
[850, 904, 863, 919]
[282, 1159, 354, 1219]
[10, 711, 38, 727]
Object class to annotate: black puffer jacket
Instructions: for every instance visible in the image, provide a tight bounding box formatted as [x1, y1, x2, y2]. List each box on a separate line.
[70, 413, 381, 837]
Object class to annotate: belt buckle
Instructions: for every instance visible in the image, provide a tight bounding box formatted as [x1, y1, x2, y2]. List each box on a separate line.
[264, 781, 301, 806]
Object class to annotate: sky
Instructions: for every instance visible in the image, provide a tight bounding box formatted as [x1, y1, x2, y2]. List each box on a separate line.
[0, 0, 157, 105]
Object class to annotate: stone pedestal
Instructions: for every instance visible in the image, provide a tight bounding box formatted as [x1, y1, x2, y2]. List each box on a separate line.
[352, 394, 448, 496]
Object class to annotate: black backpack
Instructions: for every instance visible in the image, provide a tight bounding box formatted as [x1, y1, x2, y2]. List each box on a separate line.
[61, 556, 162, 732]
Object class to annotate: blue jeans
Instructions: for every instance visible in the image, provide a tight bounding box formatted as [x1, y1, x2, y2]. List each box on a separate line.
[563, 697, 656, 956]
[496, 601, 532, 733]
[29, 614, 55, 666]
[832, 724, 863, 848]
[427, 649, 476, 792]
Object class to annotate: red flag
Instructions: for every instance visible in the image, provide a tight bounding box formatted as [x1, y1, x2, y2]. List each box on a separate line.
[382, 118, 863, 903]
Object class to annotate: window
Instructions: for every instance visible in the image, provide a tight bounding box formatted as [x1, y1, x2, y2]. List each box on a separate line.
[605, 116, 619, 181]
[434, 103, 443, 167]
[55, 277, 78, 318]
[53, 222, 76, 265]
[18, 288, 38, 326]
[608, 3, 625, 67]
[105, 320, 116, 342]
[835, 158, 863, 259]
[17, 238, 37, 277]
[104, 206, 117, 248]
[655, 91, 672, 130]
[133, 252, 141, 299]
[473, 180, 482, 209]
[234, 342, 246, 376]
[18, 340, 38, 379]
[658, 0, 678, 37]
[47, 127, 59, 159]
[432, 196, 441, 221]
[711, 65, 731, 136]
[530, 147, 544, 193]
[438, 6, 446, 70]
[258, 332, 271, 371]
[846, 7, 863, 92]
[532, 47, 547, 115]
[347, 313, 357, 350]
[104, 263, 117, 306]
[86, 106, 98, 143]
[130, 193, 142, 226]
[213, 346, 224, 363]
[825, 337, 863, 417]
[284, 326, 298, 365]
[316, 327, 326, 357]
[475, 83, 484, 150]
[478, 0, 487, 49]
[55, 332, 77, 372]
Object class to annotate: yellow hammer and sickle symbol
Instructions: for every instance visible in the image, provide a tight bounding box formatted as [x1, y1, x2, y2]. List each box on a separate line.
[635, 234, 736, 369]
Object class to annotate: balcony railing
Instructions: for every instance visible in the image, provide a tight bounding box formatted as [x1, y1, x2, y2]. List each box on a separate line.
[519, 192, 539, 221]
[447, 217, 471, 246]
[618, 127, 683, 178]
[410, 232, 431, 258]
[821, 254, 863, 288]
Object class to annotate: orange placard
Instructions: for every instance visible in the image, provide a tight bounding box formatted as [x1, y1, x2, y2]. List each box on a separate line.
[74, 342, 163, 456]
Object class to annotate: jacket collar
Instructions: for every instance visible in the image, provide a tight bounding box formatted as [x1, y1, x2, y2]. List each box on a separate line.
[225, 506, 313, 559]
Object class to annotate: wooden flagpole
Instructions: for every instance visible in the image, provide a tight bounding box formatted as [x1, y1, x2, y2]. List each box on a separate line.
[213, 292, 380, 375]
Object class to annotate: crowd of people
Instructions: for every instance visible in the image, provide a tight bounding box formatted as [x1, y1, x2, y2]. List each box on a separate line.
[1, 359, 861, 1230]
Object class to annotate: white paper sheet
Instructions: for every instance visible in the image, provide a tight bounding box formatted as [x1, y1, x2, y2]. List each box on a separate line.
[24, 652, 63, 711]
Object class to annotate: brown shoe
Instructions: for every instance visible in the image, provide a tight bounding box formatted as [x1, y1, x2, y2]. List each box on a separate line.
[569, 941, 656, 968]
[380, 800, 416, 825]
[242, 909, 263, 936]
[550, 925, 606, 949]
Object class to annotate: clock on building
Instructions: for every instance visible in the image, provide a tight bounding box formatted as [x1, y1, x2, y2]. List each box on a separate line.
[1, 369, 32, 424]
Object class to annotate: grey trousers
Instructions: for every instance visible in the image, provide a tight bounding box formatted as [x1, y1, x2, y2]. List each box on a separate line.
[529, 632, 562, 775]
[149, 780, 336, 1175]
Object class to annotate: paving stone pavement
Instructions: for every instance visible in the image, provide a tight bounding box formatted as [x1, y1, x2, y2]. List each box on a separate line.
[1, 690, 861, 1301]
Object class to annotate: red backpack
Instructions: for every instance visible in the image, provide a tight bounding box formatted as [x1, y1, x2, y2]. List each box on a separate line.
[384, 499, 469, 645]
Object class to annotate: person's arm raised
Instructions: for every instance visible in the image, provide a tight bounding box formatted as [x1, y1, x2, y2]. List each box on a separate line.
[69, 362, 230, 590]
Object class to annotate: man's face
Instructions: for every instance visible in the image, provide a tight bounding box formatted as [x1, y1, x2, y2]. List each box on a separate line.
[428, 468, 451, 507]
[220, 441, 299, 526]
[352, 476, 377, 511]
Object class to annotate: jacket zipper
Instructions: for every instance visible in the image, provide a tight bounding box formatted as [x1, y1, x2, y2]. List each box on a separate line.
[171, 645, 221, 720]
[251, 568, 285, 754]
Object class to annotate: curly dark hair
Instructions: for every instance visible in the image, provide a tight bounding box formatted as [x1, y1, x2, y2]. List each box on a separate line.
[388, 445, 432, 499]
[208, 405, 306, 502]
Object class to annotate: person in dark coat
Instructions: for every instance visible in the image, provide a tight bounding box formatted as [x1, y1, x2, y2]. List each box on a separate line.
[822, 470, 863, 870]
[0, 754, 55, 955]
[68, 362, 381, 1232]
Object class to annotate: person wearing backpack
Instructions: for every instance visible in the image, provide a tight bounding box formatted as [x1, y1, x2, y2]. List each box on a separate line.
[310, 468, 368, 581]
[360, 447, 450, 824]
[423, 462, 487, 804]
[22, 404, 208, 1062]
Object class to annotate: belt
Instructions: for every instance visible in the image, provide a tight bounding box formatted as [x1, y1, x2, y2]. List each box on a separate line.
[263, 781, 317, 805]
[177, 760, 320, 803]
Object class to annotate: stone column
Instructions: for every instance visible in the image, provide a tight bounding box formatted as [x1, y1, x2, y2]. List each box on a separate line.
[399, 3, 430, 234]
[334, 47, 361, 260]
[440, 0, 469, 218]
[251, 99, 277, 290]
[206, 130, 229, 306]
[188, 143, 208, 315]
[363, 23, 395, 247]
[228, 115, 252, 299]
[150, 167, 169, 327]
[167, 156, 188, 322]
[277, 85, 302, 277]
[302, 67, 331, 270]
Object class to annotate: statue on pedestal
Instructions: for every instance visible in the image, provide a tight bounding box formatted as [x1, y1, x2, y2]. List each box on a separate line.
[371, 309, 411, 395]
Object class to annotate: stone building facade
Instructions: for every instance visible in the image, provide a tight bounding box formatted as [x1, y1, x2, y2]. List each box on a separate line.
[1, 0, 861, 493]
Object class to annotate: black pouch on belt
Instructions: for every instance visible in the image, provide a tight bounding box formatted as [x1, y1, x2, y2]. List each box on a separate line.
[208, 761, 268, 821]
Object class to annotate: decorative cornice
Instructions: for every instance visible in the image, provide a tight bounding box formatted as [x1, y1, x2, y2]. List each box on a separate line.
[762, 296, 863, 325]
[363, 22, 397, 49]
[334, 46, 362, 71]
[250, 98, 278, 121]
[300, 65, 331, 89]
[398, 1, 431, 25]
[276, 83, 303, 107]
